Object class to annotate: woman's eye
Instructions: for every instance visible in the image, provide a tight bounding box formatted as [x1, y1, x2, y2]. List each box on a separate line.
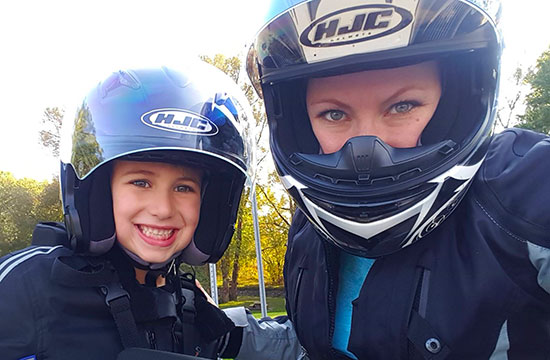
[322, 110, 346, 122]
[389, 101, 418, 114]
[132, 180, 150, 188]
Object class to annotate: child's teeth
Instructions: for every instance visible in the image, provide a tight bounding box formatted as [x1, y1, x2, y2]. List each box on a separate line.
[140, 225, 174, 239]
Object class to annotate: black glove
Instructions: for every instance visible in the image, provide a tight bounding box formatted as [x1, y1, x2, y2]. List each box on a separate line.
[192, 283, 236, 342]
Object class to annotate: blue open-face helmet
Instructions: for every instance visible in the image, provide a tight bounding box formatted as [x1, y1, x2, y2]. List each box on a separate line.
[247, 0, 502, 257]
[60, 60, 254, 265]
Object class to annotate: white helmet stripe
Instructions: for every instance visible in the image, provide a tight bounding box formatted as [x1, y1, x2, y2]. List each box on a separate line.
[403, 158, 485, 245]
[281, 174, 440, 239]
[281, 157, 484, 244]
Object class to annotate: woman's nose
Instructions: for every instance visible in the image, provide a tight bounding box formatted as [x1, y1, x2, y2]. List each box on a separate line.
[353, 116, 379, 138]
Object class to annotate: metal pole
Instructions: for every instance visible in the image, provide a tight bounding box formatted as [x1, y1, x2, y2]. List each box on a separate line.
[250, 185, 268, 317]
[208, 263, 219, 306]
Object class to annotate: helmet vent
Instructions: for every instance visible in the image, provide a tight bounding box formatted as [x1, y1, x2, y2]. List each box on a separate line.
[355, 154, 370, 172]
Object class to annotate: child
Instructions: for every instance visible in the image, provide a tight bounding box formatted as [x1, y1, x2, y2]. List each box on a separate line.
[0, 61, 252, 359]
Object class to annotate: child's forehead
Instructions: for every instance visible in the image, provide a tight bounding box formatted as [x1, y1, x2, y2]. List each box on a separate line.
[112, 159, 203, 178]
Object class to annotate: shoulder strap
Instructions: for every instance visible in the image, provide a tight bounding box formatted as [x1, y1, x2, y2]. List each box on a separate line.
[101, 273, 148, 349]
[176, 272, 200, 355]
[51, 253, 147, 349]
[32, 222, 71, 248]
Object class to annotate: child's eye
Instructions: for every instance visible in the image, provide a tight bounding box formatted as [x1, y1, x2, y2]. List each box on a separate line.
[131, 180, 150, 188]
[389, 101, 420, 114]
[175, 185, 193, 193]
[321, 110, 346, 122]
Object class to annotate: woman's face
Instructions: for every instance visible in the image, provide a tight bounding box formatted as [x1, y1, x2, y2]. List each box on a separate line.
[111, 160, 202, 264]
[307, 61, 442, 153]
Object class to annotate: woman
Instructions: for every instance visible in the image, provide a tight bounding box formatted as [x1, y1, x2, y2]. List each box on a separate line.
[229, 0, 550, 359]
[0, 61, 253, 359]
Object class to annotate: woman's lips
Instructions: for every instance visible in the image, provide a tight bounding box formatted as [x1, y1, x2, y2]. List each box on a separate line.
[136, 224, 178, 247]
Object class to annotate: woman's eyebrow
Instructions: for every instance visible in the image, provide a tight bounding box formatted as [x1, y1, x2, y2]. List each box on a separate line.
[386, 84, 435, 100]
[307, 98, 352, 109]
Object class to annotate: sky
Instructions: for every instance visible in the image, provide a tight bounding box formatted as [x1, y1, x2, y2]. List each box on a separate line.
[0, 0, 549, 181]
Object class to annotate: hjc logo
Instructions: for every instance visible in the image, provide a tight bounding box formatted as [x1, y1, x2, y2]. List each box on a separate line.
[141, 109, 218, 135]
[300, 5, 413, 47]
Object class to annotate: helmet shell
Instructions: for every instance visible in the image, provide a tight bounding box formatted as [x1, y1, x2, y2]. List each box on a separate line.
[247, 0, 501, 257]
[60, 61, 254, 264]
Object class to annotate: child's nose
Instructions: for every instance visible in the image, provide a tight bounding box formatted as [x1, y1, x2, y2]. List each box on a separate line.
[149, 191, 175, 219]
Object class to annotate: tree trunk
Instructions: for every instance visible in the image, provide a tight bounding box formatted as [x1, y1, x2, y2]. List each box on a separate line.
[219, 255, 230, 303]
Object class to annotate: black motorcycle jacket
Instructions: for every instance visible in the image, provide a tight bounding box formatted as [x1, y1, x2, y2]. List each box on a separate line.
[0, 240, 233, 360]
[283, 129, 550, 360]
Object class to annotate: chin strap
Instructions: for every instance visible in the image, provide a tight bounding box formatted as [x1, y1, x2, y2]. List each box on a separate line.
[116, 243, 181, 287]
[119, 243, 183, 271]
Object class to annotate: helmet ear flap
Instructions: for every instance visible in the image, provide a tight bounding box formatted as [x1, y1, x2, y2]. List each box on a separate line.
[61, 162, 116, 254]
[188, 168, 246, 264]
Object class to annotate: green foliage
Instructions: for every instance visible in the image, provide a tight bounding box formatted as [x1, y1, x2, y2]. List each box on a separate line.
[39, 107, 64, 158]
[0, 172, 62, 256]
[517, 47, 550, 134]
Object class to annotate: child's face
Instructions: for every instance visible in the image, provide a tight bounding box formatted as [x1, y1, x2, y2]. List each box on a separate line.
[306, 61, 442, 153]
[111, 160, 202, 264]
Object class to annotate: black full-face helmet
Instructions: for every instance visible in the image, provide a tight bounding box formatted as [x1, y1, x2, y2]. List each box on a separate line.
[247, 0, 502, 258]
[60, 60, 254, 265]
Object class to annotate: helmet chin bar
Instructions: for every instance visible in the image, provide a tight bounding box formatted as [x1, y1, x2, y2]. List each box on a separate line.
[280, 157, 484, 257]
[289, 136, 457, 186]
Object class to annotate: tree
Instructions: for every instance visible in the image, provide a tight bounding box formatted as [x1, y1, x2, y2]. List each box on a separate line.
[39, 107, 64, 158]
[0, 172, 62, 256]
[33, 178, 63, 223]
[218, 189, 255, 302]
[0, 172, 36, 255]
[517, 47, 550, 134]
[200, 54, 241, 83]
[257, 184, 291, 285]
[494, 66, 528, 131]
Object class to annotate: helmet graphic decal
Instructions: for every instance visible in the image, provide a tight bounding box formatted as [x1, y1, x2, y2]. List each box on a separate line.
[141, 108, 219, 135]
[288, 0, 419, 63]
[300, 4, 414, 48]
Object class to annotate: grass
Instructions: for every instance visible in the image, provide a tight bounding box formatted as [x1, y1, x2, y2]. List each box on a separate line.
[219, 295, 287, 318]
